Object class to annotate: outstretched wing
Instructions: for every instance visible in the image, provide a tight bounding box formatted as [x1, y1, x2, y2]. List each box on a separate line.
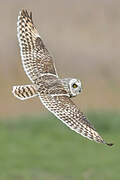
[39, 91, 113, 146]
[17, 10, 58, 83]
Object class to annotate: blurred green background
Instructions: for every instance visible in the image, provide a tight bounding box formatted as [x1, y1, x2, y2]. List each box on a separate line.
[0, 0, 120, 179]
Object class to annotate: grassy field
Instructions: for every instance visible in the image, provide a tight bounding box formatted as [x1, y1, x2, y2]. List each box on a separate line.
[0, 112, 120, 180]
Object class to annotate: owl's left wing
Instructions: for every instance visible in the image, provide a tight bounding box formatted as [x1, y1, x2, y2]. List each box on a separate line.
[39, 93, 113, 146]
[17, 10, 58, 83]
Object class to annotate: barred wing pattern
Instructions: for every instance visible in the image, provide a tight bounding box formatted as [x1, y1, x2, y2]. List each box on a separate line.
[38, 88, 112, 145]
[17, 10, 58, 83]
[15, 9, 113, 146]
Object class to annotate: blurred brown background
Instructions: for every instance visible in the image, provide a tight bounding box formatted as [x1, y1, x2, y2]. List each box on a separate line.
[0, 0, 120, 117]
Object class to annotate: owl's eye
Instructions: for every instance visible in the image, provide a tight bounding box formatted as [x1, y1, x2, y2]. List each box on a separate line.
[72, 83, 78, 88]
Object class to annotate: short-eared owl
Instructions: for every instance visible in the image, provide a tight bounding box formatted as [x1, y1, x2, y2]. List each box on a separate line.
[12, 10, 113, 146]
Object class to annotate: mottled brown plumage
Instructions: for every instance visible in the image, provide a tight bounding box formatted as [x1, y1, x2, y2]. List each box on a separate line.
[17, 10, 58, 83]
[12, 9, 113, 146]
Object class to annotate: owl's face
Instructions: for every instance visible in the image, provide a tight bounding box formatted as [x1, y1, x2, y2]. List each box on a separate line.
[69, 78, 82, 97]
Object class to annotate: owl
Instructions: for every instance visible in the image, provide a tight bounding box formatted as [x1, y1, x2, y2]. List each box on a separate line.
[12, 10, 113, 146]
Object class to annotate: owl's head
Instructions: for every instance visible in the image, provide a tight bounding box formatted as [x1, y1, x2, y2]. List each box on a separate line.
[61, 78, 82, 97]
[69, 78, 82, 97]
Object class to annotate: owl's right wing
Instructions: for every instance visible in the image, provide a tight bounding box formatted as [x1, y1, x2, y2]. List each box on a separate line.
[17, 10, 58, 83]
[39, 92, 113, 146]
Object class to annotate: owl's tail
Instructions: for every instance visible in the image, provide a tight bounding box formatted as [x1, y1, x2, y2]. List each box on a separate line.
[12, 85, 38, 100]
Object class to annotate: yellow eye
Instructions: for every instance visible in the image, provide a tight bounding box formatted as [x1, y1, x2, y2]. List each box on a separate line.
[72, 83, 78, 88]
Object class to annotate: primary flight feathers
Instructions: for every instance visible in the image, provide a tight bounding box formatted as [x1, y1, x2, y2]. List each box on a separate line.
[12, 9, 113, 146]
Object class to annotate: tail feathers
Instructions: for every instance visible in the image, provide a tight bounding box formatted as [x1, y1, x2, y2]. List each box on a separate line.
[12, 85, 38, 100]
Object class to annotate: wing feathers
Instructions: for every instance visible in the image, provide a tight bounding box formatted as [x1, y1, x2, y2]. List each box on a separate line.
[15, 10, 113, 146]
[39, 94, 113, 146]
[17, 9, 58, 83]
